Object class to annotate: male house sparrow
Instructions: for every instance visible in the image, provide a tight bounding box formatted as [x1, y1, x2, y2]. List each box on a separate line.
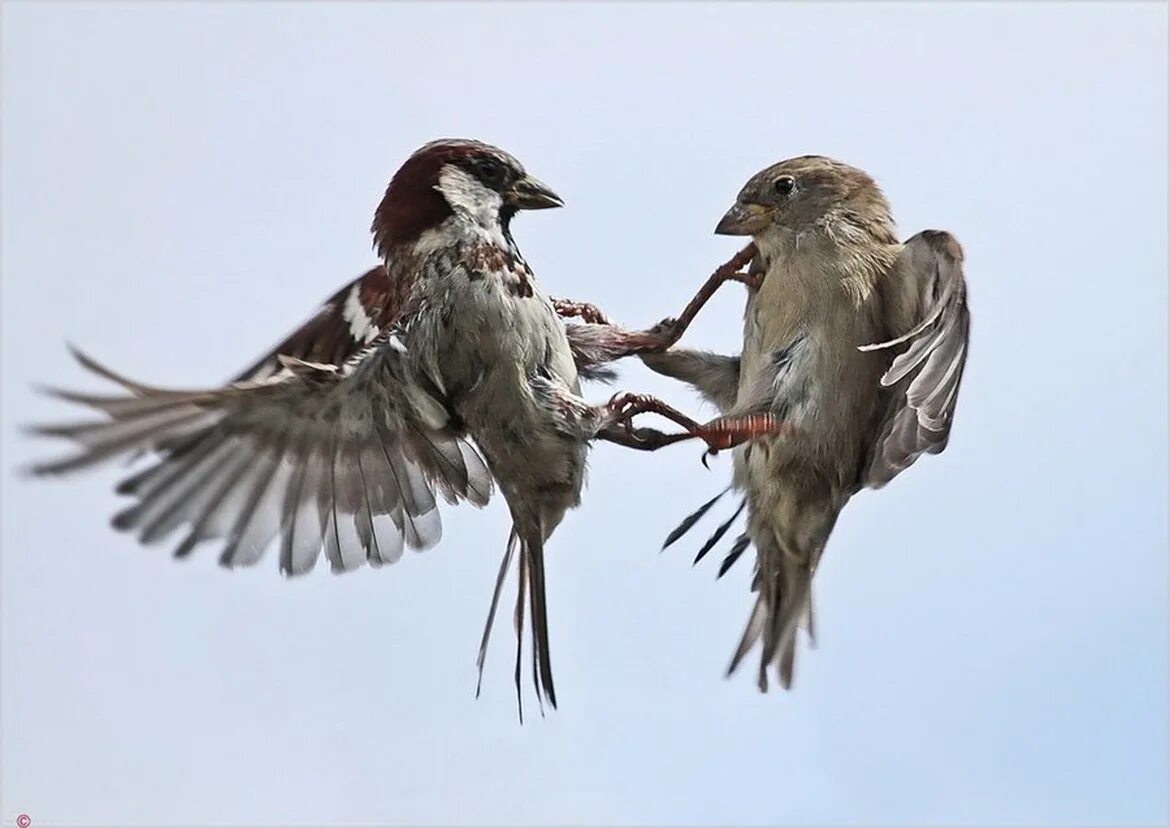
[642, 156, 971, 690]
[31, 138, 718, 716]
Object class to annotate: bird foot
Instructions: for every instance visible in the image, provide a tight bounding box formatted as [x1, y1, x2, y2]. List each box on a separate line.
[607, 393, 784, 455]
[551, 298, 613, 326]
[635, 317, 686, 352]
[608, 392, 699, 431]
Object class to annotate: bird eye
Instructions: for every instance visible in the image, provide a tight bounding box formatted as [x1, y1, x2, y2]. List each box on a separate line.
[475, 158, 508, 189]
[773, 176, 796, 196]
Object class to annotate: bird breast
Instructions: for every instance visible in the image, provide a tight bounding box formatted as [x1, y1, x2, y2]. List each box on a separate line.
[408, 245, 587, 515]
[737, 253, 887, 481]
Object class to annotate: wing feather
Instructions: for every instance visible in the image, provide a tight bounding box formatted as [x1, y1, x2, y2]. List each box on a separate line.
[232, 266, 399, 382]
[31, 332, 491, 572]
[861, 230, 971, 488]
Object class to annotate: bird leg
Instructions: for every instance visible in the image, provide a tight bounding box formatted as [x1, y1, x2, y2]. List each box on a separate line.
[555, 243, 756, 362]
[557, 302, 686, 364]
[695, 413, 789, 451]
[642, 242, 759, 350]
[603, 393, 788, 456]
[596, 423, 694, 451]
[556, 244, 760, 379]
[554, 244, 758, 369]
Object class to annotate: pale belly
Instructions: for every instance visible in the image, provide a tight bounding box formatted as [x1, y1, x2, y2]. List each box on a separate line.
[733, 291, 885, 494]
[416, 273, 588, 524]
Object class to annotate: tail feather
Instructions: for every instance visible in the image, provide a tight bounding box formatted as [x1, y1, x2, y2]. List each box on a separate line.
[523, 527, 557, 711]
[476, 528, 518, 699]
[661, 480, 832, 692]
[513, 544, 529, 722]
[731, 552, 814, 692]
[727, 595, 766, 678]
[475, 523, 557, 722]
[717, 533, 751, 579]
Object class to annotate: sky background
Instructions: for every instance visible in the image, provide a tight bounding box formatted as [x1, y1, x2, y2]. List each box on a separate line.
[2, 3, 1167, 826]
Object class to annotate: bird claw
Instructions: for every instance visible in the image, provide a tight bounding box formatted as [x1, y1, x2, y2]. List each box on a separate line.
[606, 396, 787, 455]
[552, 298, 612, 326]
[606, 392, 657, 435]
[638, 317, 684, 351]
[606, 392, 709, 452]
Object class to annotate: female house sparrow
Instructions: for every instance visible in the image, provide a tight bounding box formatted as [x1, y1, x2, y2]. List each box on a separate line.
[30, 138, 716, 716]
[642, 156, 970, 691]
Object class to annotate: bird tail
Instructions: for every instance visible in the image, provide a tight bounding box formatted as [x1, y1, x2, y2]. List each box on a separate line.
[475, 522, 557, 722]
[660, 491, 821, 690]
[726, 534, 815, 692]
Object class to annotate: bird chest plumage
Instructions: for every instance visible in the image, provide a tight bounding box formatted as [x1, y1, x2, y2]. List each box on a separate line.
[738, 244, 886, 479]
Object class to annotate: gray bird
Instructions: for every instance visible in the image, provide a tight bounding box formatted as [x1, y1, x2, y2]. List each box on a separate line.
[29, 138, 709, 717]
[642, 155, 971, 690]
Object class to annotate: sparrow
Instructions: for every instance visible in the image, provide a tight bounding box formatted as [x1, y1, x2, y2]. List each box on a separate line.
[29, 138, 717, 717]
[641, 155, 971, 690]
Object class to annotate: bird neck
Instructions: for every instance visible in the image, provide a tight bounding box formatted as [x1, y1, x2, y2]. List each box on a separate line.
[756, 221, 899, 307]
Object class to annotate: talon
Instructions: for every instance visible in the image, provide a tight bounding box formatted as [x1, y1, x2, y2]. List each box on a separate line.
[649, 317, 679, 336]
[605, 392, 712, 452]
[553, 298, 612, 325]
[606, 391, 634, 417]
[606, 392, 640, 435]
[641, 317, 682, 350]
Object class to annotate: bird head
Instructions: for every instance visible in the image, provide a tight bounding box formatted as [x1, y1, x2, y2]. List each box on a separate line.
[371, 139, 562, 260]
[715, 155, 894, 245]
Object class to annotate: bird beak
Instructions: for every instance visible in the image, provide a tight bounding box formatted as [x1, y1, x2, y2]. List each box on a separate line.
[715, 202, 771, 236]
[505, 175, 564, 210]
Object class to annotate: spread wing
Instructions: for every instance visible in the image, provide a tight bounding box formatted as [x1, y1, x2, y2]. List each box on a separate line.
[234, 265, 406, 382]
[860, 230, 970, 488]
[31, 310, 492, 577]
[243, 265, 616, 384]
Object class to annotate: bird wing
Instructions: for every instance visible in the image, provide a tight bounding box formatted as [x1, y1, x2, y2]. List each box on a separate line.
[860, 230, 971, 488]
[239, 265, 622, 385]
[233, 265, 405, 382]
[31, 318, 493, 576]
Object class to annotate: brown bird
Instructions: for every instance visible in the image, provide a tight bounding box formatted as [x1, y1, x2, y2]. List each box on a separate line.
[642, 155, 971, 690]
[28, 138, 722, 717]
